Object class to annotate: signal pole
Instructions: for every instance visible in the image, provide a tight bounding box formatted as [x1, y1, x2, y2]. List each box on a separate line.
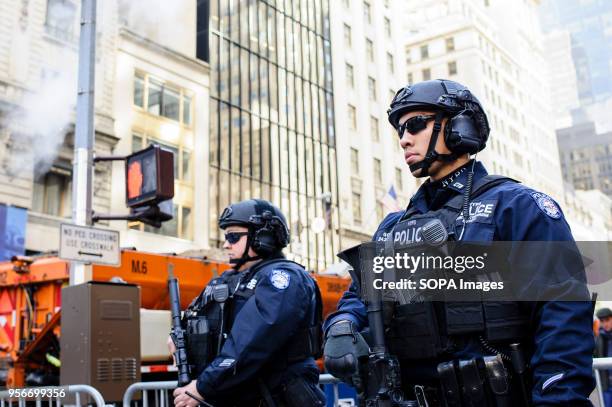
[70, 0, 97, 285]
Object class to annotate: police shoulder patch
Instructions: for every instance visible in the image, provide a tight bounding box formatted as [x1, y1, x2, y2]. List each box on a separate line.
[269, 269, 291, 290]
[530, 192, 561, 219]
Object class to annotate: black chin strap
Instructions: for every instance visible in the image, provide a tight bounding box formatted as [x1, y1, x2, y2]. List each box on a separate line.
[408, 111, 457, 176]
[229, 231, 262, 269]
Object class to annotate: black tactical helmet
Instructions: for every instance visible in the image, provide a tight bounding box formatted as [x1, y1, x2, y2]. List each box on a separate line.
[388, 79, 490, 155]
[219, 199, 290, 258]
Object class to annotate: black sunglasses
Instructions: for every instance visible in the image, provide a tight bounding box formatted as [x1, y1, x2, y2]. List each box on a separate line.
[396, 114, 436, 138]
[224, 231, 249, 244]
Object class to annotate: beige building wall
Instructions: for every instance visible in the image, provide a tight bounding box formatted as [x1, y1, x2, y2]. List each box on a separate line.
[111, 28, 210, 253]
[330, 0, 413, 249]
[402, 0, 564, 197]
[0, 0, 210, 255]
[0, 0, 117, 253]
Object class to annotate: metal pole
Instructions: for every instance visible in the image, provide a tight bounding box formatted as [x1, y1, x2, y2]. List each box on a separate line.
[70, 0, 97, 285]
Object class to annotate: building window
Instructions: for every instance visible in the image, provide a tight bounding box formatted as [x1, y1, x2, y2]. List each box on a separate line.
[182, 95, 192, 126]
[446, 37, 455, 52]
[422, 68, 431, 80]
[384, 17, 391, 37]
[134, 73, 145, 107]
[363, 2, 372, 24]
[368, 77, 377, 100]
[484, 0, 490, 6]
[132, 133, 193, 183]
[388, 89, 396, 103]
[395, 168, 403, 190]
[351, 148, 360, 174]
[148, 79, 179, 120]
[407, 72, 413, 83]
[420, 44, 429, 59]
[348, 104, 357, 130]
[374, 158, 382, 184]
[135, 73, 193, 126]
[406, 49, 412, 64]
[31, 166, 72, 217]
[343, 0, 350, 8]
[352, 192, 362, 224]
[366, 39, 374, 62]
[371, 116, 379, 142]
[387, 53, 394, 74]
[448, 61, 457, 75]
[346, 63, 355, 88]
[45, 0, 76, 41]
[344, 24, 352, 47]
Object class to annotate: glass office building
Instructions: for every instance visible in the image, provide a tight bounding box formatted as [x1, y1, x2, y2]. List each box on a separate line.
[204, 0, 339, 270]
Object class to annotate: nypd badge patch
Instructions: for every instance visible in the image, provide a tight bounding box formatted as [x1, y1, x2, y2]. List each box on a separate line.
[531, 192, 561, 219]
[270, 269, 290, 290]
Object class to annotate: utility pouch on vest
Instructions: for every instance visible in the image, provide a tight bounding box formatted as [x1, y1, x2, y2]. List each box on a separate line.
[437, 356, 512, 407]
[459, 359, 487, 406]
[438, 361, 462, 407]
[388, 302, 446, 359]
[445, 302, 485, 335]
[483, 356, 512, 407]
[482, 302, 528, 343]
[185, 316, 212, 376]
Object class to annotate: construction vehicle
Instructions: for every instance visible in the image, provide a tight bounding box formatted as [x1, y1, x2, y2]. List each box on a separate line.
[0, 249, 351, 388]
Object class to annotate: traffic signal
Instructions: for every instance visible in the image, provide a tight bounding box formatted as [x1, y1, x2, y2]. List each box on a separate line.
[126, 144, 174, 208]
[130, 199, 173, 228]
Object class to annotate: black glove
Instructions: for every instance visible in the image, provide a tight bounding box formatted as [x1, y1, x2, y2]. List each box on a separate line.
[323, 320, 369, 382]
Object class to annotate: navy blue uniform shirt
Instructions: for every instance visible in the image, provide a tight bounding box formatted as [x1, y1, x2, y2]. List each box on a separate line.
[196, 259, 319, 402]
[324, 161, 595, 405]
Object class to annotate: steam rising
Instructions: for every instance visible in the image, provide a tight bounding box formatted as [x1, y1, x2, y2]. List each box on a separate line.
[2, 0, 78, 180]
[4, 69, 77, 178]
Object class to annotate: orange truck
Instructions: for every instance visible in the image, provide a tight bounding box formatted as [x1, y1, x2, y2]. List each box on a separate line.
[0, 250, 350, 388]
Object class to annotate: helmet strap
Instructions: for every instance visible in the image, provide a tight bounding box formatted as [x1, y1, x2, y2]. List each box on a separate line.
[408, 111, 457, 176]
[229, 231, 262, 269]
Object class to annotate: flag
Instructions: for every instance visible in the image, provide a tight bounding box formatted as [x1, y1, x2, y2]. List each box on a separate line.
[381, 185, 401, 212]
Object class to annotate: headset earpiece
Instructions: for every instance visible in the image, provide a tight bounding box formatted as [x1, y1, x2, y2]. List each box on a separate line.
[445, 110, 482, 154]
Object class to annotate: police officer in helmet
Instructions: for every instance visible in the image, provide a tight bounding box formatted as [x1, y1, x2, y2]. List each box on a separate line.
[323, 79, 594, 405]
[172, 199, 326, 407]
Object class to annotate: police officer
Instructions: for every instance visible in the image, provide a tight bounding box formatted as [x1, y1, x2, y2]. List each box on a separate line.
[172, 199, 326, 407]
[322, 79, 595, 405]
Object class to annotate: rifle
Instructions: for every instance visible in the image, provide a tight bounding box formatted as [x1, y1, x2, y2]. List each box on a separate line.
[338, 244, 414, 407]
[168, 264, 192, 387]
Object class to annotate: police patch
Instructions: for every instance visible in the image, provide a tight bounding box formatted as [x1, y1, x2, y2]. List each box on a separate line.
[531, 192, 561, 219]
[270, 269, 290, 290]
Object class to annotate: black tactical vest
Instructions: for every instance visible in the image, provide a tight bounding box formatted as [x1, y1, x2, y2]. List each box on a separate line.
[183, 257, 323, 377]
[382, 176, 531, 360]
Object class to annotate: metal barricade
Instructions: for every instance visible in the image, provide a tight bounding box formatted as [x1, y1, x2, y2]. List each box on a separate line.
[0, 385, 106, 407]
[593, 357, 612, 407]
[122, 375, 345, 407]
[122, 381, 176, 407]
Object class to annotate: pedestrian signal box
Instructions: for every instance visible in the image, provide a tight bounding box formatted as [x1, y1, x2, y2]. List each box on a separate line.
[126, 144, 174, 208]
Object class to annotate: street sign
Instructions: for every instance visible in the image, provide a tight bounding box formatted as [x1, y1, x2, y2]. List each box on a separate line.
[59, 223, 120, 266]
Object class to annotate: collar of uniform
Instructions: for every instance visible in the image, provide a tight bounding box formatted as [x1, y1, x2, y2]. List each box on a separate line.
[438, 160, 488, 193]
[408, 160, 488, 213]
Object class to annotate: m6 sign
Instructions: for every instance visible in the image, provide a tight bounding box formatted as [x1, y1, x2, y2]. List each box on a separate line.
[59, 223, 120, 266]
